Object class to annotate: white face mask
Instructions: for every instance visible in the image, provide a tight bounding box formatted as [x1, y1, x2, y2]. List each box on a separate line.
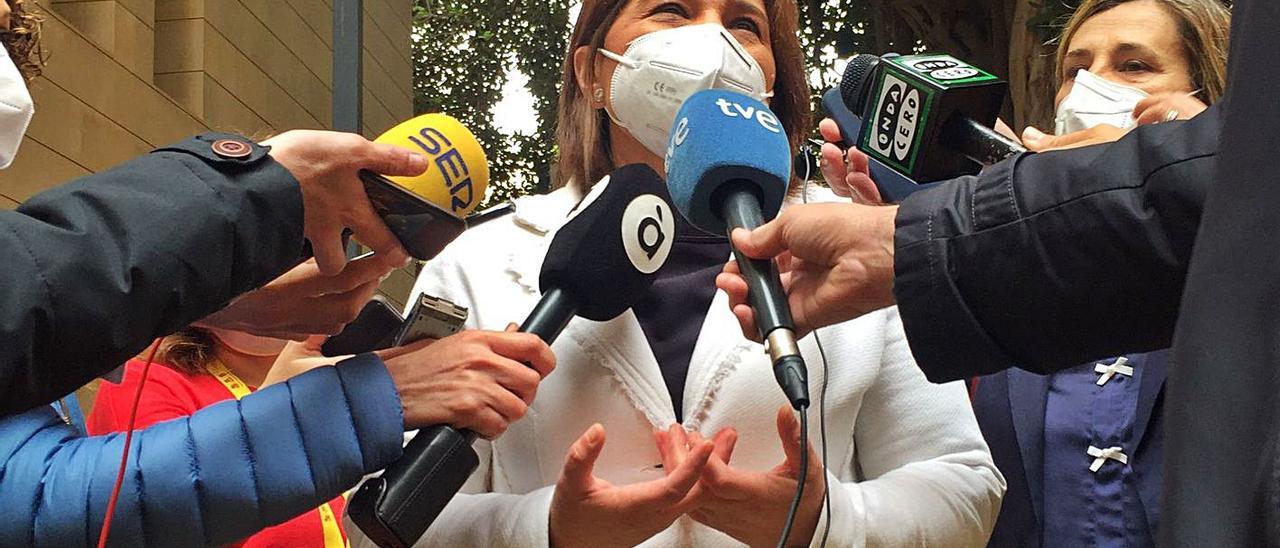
[1054, 69, 1148, 135]
[0, 44, 33, 169]
[600, 24, 772, 156]
[206, 327, 289, 358]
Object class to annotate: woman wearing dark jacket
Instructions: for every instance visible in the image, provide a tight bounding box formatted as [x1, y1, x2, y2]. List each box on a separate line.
[971, 1, 1228, 546]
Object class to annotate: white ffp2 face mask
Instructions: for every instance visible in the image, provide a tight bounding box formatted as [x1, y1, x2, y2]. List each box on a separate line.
[600, 24, 772, 156]
[0, 44, 33, 169]
[1054, 69, 1147, 135]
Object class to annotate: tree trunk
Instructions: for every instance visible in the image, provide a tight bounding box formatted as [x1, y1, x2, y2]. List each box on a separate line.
[865, 0, 1057, 131]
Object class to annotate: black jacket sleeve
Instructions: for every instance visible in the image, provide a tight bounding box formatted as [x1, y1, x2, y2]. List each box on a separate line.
[0, 133, 306, 415]
[892, 107, 1220, 382]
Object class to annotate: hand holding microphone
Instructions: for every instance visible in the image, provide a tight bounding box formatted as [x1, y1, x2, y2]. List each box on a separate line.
[261, 130, 424, 275]
[717, 202, 900, 338]
[374, 328, 555, 437]
[195, 256, 393, 340]
[262, 113, 489, 276]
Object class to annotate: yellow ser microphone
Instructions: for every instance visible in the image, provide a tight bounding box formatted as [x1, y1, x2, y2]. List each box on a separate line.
[361, 113, 490, 259]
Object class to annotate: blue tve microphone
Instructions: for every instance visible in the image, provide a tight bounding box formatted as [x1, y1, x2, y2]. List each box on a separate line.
[665, 89, 809, 409]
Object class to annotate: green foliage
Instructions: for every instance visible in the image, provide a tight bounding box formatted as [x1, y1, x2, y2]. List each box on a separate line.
[411, 0, 571, 207]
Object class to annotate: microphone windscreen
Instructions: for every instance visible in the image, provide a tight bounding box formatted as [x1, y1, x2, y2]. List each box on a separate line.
[665, 89, 791, 236]
[839, 53, 882, 112]
[374, 113, 490, 216]
[539, 164, 675, 321]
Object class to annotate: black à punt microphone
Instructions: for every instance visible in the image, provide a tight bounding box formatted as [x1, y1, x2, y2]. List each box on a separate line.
[347, 163, 677, 548]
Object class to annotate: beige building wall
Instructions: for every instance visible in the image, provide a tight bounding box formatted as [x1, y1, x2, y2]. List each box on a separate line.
[0, 0, 413, 205]
[0, 0, 421, 305]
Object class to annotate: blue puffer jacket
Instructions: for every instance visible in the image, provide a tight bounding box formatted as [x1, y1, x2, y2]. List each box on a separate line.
[0, 354, 404, 546]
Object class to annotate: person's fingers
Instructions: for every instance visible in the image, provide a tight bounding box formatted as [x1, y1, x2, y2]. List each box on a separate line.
[293, 254, 392, 294]
[710, 428, 738, 464]
[776, 406, 805, 471]
[819, 143, 851, 196]
[654, 429, 676, 471]
[486, 382, 531, 424]
[715, 271, 749, 302]
[667, 424, 691, 465]
[699, 446, 752, 501]
[302, 334, 329, 354]
[505, 322, 519, 332]
[560, 424, 606, 493]
[469, 407, 510, 440]
[657, 440, 713, 506]
[723, 259, 741, 276]
[1133, 103, 1172, 126]
[993, 117, 1021, 143]
[817, 118, 843, 144]
[347, 197, 411, 268]
[373, 335, 435, 361]
[845, 146, 871, 178]
[357, 141, 430, 177]
[731, 303, 761, 342]
[486, 332, 556, 379]
[487, 357, 543, 404]
[1132, 95, 1163, 122]
[309, 228, 351, 277]
[846, 172, 882, 205]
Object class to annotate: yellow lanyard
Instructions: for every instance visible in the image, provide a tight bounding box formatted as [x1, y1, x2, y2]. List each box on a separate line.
[207, 361, 347, 548]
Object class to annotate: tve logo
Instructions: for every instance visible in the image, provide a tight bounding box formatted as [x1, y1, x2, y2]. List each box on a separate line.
[713, 97, 782, 133]
[406, 127, 476, 213]
[867, 73, 921, 163]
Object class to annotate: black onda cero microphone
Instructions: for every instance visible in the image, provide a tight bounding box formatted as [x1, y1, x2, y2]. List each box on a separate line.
[832, 53, 1025, 184]
[347, 163, 676, 548]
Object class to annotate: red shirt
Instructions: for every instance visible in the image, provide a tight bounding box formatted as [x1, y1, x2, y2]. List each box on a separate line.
[88, 359, 349, 548]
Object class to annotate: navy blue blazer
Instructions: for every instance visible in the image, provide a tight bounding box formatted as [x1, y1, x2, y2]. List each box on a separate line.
[974, 350, 1169, 548]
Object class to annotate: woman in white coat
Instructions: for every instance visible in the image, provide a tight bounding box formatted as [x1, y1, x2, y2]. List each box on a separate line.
[404, 0, 1004, 546]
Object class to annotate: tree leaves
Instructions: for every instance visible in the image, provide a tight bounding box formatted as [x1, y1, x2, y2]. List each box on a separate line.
[412, 0, 570, 207]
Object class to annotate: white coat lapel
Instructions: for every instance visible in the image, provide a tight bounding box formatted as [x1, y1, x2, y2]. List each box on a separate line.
[503, 188, 584, 295]
[562, 310, 677, 429]
[682, 288, 754, 430]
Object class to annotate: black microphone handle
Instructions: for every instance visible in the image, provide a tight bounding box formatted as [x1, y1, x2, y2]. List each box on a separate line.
[943, 116, 1026, 165]
[719, 183, 810, 409]
[518, 287, 578, 344]
[350, 288, 578, 548]
[720, 184, 795, 337]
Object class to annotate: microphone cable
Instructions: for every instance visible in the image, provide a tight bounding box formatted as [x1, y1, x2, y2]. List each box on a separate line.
[778, 142, 831, 548]
[778, 405, 809, 548]
[97, 337, 164, 548]
[815, 331, 832, 548]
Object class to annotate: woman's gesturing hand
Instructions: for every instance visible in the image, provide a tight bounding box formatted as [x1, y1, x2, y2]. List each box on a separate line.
[655, 408, 827, 548]
[549, 424, 714, 548]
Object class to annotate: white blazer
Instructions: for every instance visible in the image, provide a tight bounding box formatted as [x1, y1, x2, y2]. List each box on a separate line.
[394, 184, 1004, 547]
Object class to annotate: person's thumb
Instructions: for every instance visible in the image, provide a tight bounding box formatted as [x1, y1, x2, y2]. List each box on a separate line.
[360, 141, 430, 177]
[1021, 126, 1053, 152]
[560, 424, 605, 492]
[732, 214, 789, 260]
[775, 405, 805, 471]
[302, 335, 328, 355]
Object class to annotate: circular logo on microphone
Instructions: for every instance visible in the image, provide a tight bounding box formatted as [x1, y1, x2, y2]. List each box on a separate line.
[621, 194, 675, 274]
